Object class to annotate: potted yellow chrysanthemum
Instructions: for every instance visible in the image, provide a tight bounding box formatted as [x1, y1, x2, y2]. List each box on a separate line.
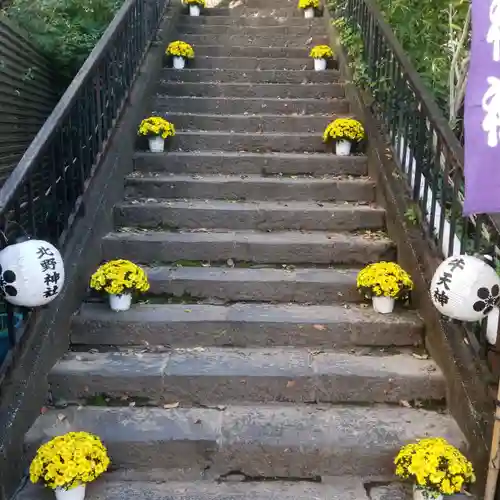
[395, 437, 475, 500]
[184, 0, 206, 16]
[356, 261, 413, 314]
[166, 40, 195, 69]
[30, 431, 110, 500]
[298, 0, 319, 18]
[90, 259, 150, 312]
[309, 45, 333, 71]
[323, 117, 365, 156]
[138, 116, 175, 153]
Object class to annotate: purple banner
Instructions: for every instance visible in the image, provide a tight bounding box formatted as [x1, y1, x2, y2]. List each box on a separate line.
[464, 0, 500, 215]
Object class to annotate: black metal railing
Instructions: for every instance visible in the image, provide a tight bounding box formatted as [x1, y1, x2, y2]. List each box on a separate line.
[0, 0, 170, 378]
[332, 0, 500, 370]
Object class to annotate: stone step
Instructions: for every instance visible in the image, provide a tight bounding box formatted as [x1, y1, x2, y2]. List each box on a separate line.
[191, 46, 311, 59]
[144, 265, 362, 303]
[177, 24, 324, 36]
[49, 348, 446, 405]
[184, 57, 326, 71]
[124, 174, 375, 202]
[25, 405, 465, 477]
[156, 82, 343, 99]
[101, 230, 395, 265]
[114, 200, 385, 232]
[71, 302, 423, 348]
[17, 479, 384, 500]
[198, 7, 314, 17]
[181, 34, 329, 47]
[133, 152, 367, 176]
[153, 96, 348, 115]
[166, 131, 333, 153]
[161, 68, 340, 83]
[158, 113, 340, 133]
[179, 15, 322, 26]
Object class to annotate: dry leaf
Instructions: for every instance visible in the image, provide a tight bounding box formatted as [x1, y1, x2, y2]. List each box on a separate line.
[163, 402, 180, 409]
[57, 413, 67, 422]
[286, 380, 296, 388]
[399, 400, 412, 408]
[411, 353, 429, 360]
[313, 324, 326, 331]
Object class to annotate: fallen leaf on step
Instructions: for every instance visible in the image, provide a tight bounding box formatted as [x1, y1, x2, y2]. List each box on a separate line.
[399, 400, 412, 408]
[411, 353, 429, 360]
[313, 324, 326, 331]
[163, 402, 180, 409]
[286, 380, 296, 388]
[57, 414, 67, 422]
[184, 309, 192, 313]
[227, 258, 235, 268]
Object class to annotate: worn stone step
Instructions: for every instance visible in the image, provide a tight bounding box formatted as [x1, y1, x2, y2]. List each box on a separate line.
[161, 68, 339, 84]
[124, 174, 375, 202]
[184, 57, 324, 71]
[71, 302, 423, 348]
[177, 24, 324, 36]
[102, 230, 395, 265]
[50, 348, 445, 405]
[196, 7, 313, 17]
[153, 96, 348, 115]
[144, 265, 362, 303]
[190, 46, 312, 59]
[158, 113, 339, 133]
[17, 479, 377, 500]
[25, 405, 464, 476]
[157, 82, 343, 99]
[179, 15, 322, 26]
[114, 200, 385, 232]
[167, 131, 331, 153]
[133, 152, 367, 176]
[181, 34, 329, 47]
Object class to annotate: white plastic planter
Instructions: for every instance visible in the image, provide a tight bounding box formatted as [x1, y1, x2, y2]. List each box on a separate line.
[313, 58, 327, 71]
[148, 136, 165, 153]
[413, 486, 443, 500]
[335, 139, 352, 156]
[55, 485, 86, 500]
[372, 296, 395, 314]
[173, 56, 186, 69]
[304, 7, 314, 18]
[109, 293, 132, 312]
[189, 4, 201, 16]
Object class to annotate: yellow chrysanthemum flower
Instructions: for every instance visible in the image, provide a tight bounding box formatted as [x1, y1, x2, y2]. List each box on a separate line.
[309, 45, 334, 59]
[90, 259, 150, 295]
[298, 0, 319, 9]
[138, 116, 176, 139]
[323, 117, 365, 142]
[184, 0, 206, 5]
[30, 432, 110, 490]
[356, 261, 413, 299]
[394, 437, 475, 497]
[166, 40, 195, 59]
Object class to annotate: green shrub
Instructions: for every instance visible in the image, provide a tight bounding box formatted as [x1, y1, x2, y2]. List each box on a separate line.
[4, 0, 123, 79]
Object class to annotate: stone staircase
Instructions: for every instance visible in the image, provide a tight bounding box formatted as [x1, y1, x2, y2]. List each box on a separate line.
[21, 1, 465, 499]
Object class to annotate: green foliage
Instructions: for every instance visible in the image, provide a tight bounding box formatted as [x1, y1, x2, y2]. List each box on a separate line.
[375, 0, 470, 110]
[4, 0, 123, 79]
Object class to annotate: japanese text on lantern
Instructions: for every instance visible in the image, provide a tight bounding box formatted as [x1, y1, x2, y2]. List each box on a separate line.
[36, 246, 60, 299]
[483, 1, 500, 147]
[432, 257, 465, 306]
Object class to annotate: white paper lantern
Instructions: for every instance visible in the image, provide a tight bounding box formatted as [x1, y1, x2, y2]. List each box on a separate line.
[0, 239, 65, 307]
[430, 255, 500, 322]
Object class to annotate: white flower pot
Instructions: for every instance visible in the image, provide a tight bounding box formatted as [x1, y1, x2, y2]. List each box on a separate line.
[173, 56, 186, 69]
[372, 296, 395, 314]
[189, 4, 201, 16]
[413, 485, 443, 500]
[109, 293, 132, 312]
[148, 136, 165, 153]
[304, 7, 314, 18]
[55, 485, 86, 500]
[314, 58, 327, 71]
[335, 139, 352, 156]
